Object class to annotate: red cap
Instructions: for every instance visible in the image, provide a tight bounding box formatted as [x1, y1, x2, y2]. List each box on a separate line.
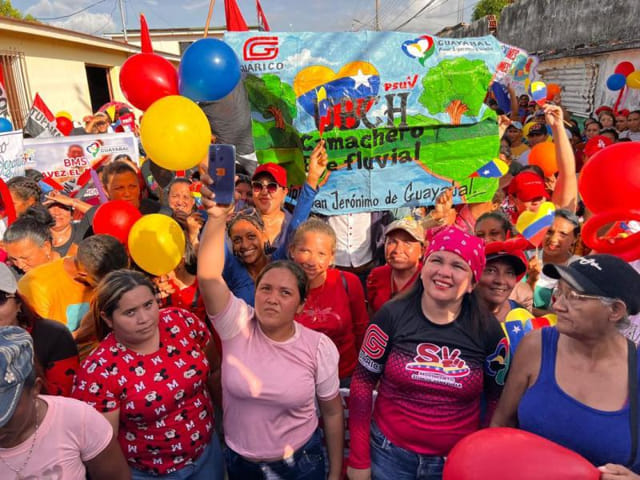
[508, 171, 550, 202]
[584, 135, 613, 158]
[595, 106, 613, 116]
[252, 163, 287, 187]
[619, 109, 630, 117]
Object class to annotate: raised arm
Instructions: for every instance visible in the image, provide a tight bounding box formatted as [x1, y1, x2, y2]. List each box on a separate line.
[546, 104, 577, 212]
[272, 139, 329, 260]
[197, 174, 235, 317]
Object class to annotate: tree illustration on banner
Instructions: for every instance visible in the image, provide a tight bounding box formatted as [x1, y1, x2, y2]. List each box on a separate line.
[420, 57, 492, 125]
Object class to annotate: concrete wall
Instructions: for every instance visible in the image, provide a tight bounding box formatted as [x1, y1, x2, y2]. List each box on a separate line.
[439, 0, 640, 55]
[498, 0, 640, 54]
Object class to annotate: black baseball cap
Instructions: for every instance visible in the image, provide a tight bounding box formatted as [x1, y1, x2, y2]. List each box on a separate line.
[543, 254, 640, 314]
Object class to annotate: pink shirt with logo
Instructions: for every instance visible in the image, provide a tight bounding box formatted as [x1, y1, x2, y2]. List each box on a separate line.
[210, 294, 339, 460]
[0, 395, 112, 478]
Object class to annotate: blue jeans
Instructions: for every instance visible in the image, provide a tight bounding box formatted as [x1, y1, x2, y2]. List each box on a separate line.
[370, 422, 444, 480]
[224, 429, 326, 480]
[131, 435, 225, 480]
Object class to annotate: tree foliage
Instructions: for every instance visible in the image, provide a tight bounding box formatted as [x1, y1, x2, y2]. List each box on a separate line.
[0, 0, 36, 21]
[471, 0, 510, 21]
[245, 73, 297, 124]
[419, 57, 492, 125]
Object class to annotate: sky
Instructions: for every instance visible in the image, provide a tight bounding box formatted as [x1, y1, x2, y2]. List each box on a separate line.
[13, 0, 481, 37]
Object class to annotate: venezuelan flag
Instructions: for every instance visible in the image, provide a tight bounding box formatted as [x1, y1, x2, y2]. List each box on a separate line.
[469, 158, 508, 178]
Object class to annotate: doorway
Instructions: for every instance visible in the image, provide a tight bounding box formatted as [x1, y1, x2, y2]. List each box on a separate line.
[85, 65, 111, 113]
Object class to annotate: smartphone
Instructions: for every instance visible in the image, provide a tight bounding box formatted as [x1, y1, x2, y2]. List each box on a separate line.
[208, 144, 236, 205]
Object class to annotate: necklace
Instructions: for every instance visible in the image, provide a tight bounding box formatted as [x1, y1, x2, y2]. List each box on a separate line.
[0, 400, 41, 480]
[51, 224, 72, 247]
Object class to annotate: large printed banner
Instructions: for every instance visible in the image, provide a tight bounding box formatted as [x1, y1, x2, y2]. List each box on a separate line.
[226, 32, 511, 215]
[23, 132, 139, 199]
[0, 131, 26, 181]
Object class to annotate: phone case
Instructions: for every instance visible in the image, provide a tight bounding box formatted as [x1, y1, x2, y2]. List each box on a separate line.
[209, 144, 236, 205]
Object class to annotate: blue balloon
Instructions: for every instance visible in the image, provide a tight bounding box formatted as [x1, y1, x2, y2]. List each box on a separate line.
[0, 117, 12, 133]
[607, 73, 626, 91]
[179, 38, 241, 102]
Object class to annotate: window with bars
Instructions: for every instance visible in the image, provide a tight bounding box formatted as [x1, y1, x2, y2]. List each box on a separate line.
[0, 50, 31, 129]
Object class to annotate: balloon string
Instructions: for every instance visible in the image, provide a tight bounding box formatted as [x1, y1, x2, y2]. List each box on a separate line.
[613, 86, 626, 115]
[204, 0, 216, 38]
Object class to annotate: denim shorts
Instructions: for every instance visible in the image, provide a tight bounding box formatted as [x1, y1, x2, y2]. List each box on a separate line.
[370, 422, 444, 480]
[130, 435, 225, 480]
[224, 429, 326, 480]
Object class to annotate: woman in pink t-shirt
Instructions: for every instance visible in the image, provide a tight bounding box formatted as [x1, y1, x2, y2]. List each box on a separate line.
[0, 326, 129, 480]
[197, 187, 344, 480]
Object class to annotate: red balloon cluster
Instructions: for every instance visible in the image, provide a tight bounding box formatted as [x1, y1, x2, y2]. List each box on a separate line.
[92, 200, 142, 245]
[443, 428, 600, 480]
[579, 142, 640, 261]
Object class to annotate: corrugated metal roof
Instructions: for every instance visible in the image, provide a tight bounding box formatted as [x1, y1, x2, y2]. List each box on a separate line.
[539, 63, 599, 117]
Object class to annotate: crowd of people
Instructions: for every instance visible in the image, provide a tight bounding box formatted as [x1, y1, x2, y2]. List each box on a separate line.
[0, 77, 639, 480]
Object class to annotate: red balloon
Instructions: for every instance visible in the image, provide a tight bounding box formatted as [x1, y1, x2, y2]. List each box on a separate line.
[614, 61, 635, 77]
[92, 200, 142, 244]
[578, 142, 640, 214]
[55, 116, 73, 136]
[119, 53, 179, 111]
[528, 142, 557, 176]
[443, 428, 600, 480]
[581, 209, 640, 261]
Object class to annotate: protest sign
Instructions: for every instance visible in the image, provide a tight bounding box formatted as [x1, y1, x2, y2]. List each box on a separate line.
[226, 31, 513, 214]
[23, 132, 139, 201]
[0, 130, 25, 181]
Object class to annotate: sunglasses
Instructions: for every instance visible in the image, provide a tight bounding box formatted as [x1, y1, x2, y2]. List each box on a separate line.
[0, 291, 15, 305]
[251, 181, 280, 194]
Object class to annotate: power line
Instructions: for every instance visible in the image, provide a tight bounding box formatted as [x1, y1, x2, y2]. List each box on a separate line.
[356, 0, 411, 30]
[37, 0, 108, 20]
[89, 0, 119, 35]
[393, 0, 449, 30]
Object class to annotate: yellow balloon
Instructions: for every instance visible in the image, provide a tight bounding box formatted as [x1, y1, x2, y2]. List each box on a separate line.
[128, 214, 185, 276]
[627, 71, 640, 90]
[140, 95, 211, 171]
[55, 110, 72, 120]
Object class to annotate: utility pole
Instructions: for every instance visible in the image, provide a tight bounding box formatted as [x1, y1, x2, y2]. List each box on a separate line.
[375, 0, 380, 30]
[457, 0, 464, 23]
[118, 0, 128, 43]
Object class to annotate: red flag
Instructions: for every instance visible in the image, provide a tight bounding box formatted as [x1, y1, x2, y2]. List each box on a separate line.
[140, 14, 153, 53]
[256, 0, 270, 31]
[24, 93, 62, 138]
[224, 0, 249, 31]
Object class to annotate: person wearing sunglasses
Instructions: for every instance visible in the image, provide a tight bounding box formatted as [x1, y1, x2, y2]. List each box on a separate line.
[0, 262, 79, 397]
[250, 140, 328, 253]
[492, 254, 640, 477]
[222, 141, 329, 305]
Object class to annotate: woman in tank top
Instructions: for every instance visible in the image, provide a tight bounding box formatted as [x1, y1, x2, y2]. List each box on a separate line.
[492, 254, 640, 476]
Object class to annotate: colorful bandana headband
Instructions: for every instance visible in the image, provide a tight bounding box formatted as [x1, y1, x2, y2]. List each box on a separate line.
[425, 226, 486, 281]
